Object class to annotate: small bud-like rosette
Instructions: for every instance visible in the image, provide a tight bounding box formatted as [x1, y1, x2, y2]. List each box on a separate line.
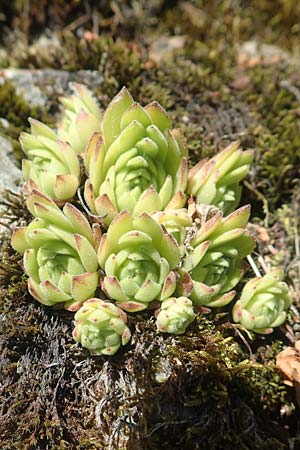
[152, 208, 192, 255]
[178, 205, 255, 308]
[156, 296, 196, 334]
[57, 83, 102, 154]
[188, 141, 254, 215]
[84, 87, 188, 226]
[232, 269, 292, 334]
[11, 190, 100, 311]
[98, 210, 181, 312]
[20, 119, 80, 203]
[72, 298, 131, 356]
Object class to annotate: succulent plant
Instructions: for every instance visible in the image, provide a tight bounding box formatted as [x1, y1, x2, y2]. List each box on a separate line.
[57, 83, 102, 154]
[188, 142, 254, 215]
[98, 210, 181, 312]
[84, 87, 188, 226]
[156, 296, 196, 334]
[13, 82, 290, 357]
[178, 205, 255, 308]
[152, 208, 192, 254]
[11, 190, 100, 311]
[232, 269, 291, 333]
[73, 298, 131, 355]
[20, 119, 80, 203]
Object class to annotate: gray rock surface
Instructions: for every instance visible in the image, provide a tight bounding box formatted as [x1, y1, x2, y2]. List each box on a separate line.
[1, 69, 104, 107]
[0, 137, 22, 193]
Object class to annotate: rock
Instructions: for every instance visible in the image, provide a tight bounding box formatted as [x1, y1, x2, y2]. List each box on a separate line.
[238, 40, 293, 67]
[0, 69, 104, 108]
[0, 137, 22, 194]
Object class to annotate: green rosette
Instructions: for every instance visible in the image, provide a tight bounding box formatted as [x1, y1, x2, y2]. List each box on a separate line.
[20, 119, 80, 203]
[57, 83, 102, 154]
[73, 298, 131, 355]
[11, 190, 100, 311]
[233, 269, 291, 334]
[188, 141, 254, 215]
[84, 87, 188, 226]
[156, 296, 196, 334]
[178, 205, 255, 308]
[98, 210, 181, 312]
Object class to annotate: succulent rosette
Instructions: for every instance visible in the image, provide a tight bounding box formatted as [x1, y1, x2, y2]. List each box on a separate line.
[20, 119, 80, 203]
[73, 298, 131, 355]
[57, 83, 102, 154]
[156, 297, 196, 334]
[152, 208, 192, 255]
[179, 205, 256, 308]
[188, 142, 254, 215]
[11, 190, 99, 311]
[98, 210, 181, 312]
[84, 87, 188, 226]
[232, 270, 291, 334]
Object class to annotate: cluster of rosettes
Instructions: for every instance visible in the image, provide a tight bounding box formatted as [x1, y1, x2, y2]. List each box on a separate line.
[11, 85, 291, 355]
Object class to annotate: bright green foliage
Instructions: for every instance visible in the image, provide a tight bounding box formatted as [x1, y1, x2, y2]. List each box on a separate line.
[156, 296, 196, 334]
[84, 87, 188, 226]
[11, 190, 99, 310]
[152, 208, 192, 254]
[179, 205, 256, 308]
[188, 142, 254, 215]
[73, 298, 131, 355]
[8, 81, 291, 354]
[57, 83, 102, 154]
[20, 119, 80, 203]
[98, 210, 181, 312]
[233, 269, 292, 334]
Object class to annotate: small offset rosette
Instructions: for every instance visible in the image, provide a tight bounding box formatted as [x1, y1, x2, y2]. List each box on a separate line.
[98, 210, 181, 312]
[20, 119, 80, 203]
[178, 205, 255, 308]
[233, 269, 291, 334]
[156, 296, 196, 334]
[57, 83, 102, 154]
[11, 190, 100, 311]
[73, 298, 131, 356]
[84, 87, 188, 226]
[188, 141, 254, 215]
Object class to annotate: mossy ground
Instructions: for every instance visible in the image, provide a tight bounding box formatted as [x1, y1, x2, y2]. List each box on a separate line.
[0, 1, 300, 449]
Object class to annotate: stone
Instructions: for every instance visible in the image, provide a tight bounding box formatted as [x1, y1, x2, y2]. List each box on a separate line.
[0, 137, 21, 193]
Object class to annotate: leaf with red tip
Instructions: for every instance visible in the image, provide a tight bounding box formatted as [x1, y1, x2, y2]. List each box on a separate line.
[159, 271, 177, 300]
[11, 227, 29, 254]
[54, 174, 79, 201]
[39, 280, 72, 304]
[74, 234, 98, 272]
[158, 232, 181, 268]
[71, 271, 98, 302]
[144, 101, 171, 131]
[102, 87, 134, 147]
[63, 202, 93, 243]
[116, 300, 148, 312]
[84, 179, 96, 213]
[207, 290, 236, 308]
[103, 276, 128, 302]
[95, 193, 118, 227]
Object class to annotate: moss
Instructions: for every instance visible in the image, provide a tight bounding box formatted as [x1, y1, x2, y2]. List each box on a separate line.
[1, 3, 299, 209]
[0, 81, 54, 163]
[239, 64, 300, 205]
[0, 216, 297, 450]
